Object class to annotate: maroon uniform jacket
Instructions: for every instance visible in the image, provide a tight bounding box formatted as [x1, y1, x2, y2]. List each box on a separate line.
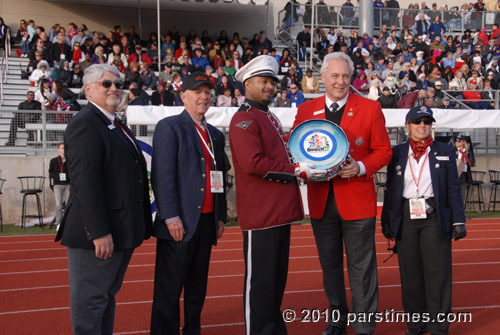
[229, 99, 303, 230]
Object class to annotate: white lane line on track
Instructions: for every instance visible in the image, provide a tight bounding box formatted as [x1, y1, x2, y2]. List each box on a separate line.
[2, 235, 500, 254]
[1, 222, 500, 244]
[2, 246, 500, 263]
[2, 288, 500, 316]
[2, 262, 500, 291]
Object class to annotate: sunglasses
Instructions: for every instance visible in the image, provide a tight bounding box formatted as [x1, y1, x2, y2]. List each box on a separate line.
[410, 118, 433, 125]
[96, 80, 123, 89]
[290, 87, 298, 90]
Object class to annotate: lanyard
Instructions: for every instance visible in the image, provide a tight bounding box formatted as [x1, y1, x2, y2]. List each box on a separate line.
[195, 127, 217, 170]
[113, 120, 134, 143]
[459, 149, 472, 166]
[408, 151, 429, 197]
[58, 156, 65, 171]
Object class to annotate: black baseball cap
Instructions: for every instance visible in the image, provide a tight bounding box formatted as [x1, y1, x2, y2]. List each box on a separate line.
[406, 105, 436, 122]
[181, 72, 214, 92]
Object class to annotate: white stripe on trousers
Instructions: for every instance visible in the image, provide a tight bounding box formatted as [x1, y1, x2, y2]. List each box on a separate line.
[245, 230, 252, 335]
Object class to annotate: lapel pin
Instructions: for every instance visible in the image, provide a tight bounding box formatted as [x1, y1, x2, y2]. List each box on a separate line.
[347, 112, 353, 116]
[434, 152, 437, 155]
[435, 163, 440, 168]
[397, 171, 402, 176]
[396, 165, 401, 171]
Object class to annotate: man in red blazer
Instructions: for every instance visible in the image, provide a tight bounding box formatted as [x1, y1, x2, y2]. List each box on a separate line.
[291, 52, 392, 335]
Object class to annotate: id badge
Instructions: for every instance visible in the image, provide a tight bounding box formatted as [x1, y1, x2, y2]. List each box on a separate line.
[60, 54, 66, 60]
[409, 198, 427, 220]
[210, 171, 224, 193]
[59, 173, 67, 181]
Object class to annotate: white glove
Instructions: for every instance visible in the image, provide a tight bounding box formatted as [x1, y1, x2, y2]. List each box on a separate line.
[294, 162, 327, 180]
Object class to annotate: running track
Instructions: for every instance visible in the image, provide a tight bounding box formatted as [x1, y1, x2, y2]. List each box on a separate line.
[1, 219, 499, 334]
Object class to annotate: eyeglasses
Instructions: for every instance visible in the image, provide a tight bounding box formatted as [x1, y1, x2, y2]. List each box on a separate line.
[409, 118, 433, 125]
[290, 87, 298, 90]
[95, 80, 123, 89]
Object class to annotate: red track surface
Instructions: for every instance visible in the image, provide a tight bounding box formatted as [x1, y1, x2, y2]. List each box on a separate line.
[1, 219, 500, 335]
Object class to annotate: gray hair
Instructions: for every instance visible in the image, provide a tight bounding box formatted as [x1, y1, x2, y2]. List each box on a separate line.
[82, 64, 121, 86]
[320, 52, 354, 77]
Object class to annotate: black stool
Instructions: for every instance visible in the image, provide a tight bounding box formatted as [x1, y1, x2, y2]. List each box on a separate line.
[488, 170, 500, 211]
[465, 171, 486, 213]
[0, 178, 5, 232]
[18, 176, 45, 230]
[375, 172, 387, 199]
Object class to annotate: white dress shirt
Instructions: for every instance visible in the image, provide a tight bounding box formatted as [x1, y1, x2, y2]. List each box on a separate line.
[402, 146, 434, 199]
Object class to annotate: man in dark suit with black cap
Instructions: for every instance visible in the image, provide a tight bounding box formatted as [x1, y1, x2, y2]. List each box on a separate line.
[56, 63, 152, 335]
[150, 72, 228, 335]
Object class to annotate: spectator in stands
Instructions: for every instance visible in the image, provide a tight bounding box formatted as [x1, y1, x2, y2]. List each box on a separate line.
[90, 45, 106, 64]
[463, 79, 493, 109]
[124, 25, 141, 46]
[433, 80, 445, 99]
[223, 59, 236, 80]
[340, 0, 356, 26]
[429, 15, 446, 41]
[413, 12, 430, 37]
[128, 45, 152, 67]
[416, 73, 429, 90]
[0, 17, 9, 49]
[71, 42, 85, 65]
[52, 59, 71, 83]
[50, 30, 73, 67]
[485, 70, 498, 89]
[159, 63, 174, 87]
[217, 87, 232, 107]
[171, 72, 183, 92]
[383, 71, 398, 88]
[281, 67, 301, 90]
[378, 86, 399, 108]
[353, 71, 370, 93]
[152, 82, 175, 106]
[17, 19, 31, 57]
[191, 48, 209, 70]
[53, 79, 80, 110]
[287, 84, 305, 107]
[139, 63, 156, 91]
[5, 90, 41, 146]
[29, 60, 51, 85]
[29, 38, 50, 66]
[242, 46, 254, 64]
[425, 87, 441, 107]
[71, 28, 87, 48]
[450, 69, 467, 90]
[273, 88, 292, 107]
[215, 74, 234, 96]
[128, 88, 147, 106]
[234, 87, 245, 106]
[467, 69, 483, 89]
[107, 43, 128, 69]
[368, 80, 382, 100]
[67, 63, 83, 88]
[301, 68, 320, 93]
[296, 25, 311, 61]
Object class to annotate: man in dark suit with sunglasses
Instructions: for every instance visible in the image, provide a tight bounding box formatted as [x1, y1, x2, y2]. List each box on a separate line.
[56, 64, 152, 335]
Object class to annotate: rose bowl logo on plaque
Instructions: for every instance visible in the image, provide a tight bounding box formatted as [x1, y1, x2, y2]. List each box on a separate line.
[289, 119, 350, 176]
[300, 130, 337, 161]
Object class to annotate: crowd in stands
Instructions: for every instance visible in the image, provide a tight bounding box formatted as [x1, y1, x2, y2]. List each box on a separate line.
[4, 0, 500, 116]
[12, 19, 307, 111]
[283, 0, 500, 109]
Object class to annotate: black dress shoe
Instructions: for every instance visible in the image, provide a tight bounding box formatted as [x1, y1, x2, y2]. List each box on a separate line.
[322, 326, 346, 335]
[406, 327, 427, 335]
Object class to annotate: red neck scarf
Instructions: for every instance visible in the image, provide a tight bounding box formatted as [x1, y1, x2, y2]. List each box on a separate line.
[409, 135, 433, 162]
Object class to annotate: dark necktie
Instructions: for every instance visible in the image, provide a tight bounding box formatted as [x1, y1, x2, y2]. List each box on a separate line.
[330, 102, 339, 113]
[113, 116, 138, 155]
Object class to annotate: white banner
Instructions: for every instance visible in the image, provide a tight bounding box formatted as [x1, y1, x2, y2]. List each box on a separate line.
[127, 106, 500, 129]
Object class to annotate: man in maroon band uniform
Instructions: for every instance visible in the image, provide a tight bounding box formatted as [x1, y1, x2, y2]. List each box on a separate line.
[229, 55, 326, 335]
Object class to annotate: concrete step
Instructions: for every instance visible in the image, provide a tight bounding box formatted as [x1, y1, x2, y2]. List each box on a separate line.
[2, 83, 32, 90]
[5, 78, 30, 85]
[2, 88, 30, 95]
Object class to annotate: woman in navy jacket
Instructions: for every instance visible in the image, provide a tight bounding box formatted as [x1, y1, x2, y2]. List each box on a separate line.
[381, 105, 467, 335]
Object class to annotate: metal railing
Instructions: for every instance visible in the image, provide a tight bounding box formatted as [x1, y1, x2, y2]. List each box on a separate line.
[0, 29, 11, 105]
[278, 4, 499, 34]
[1, 109, 76, 154]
